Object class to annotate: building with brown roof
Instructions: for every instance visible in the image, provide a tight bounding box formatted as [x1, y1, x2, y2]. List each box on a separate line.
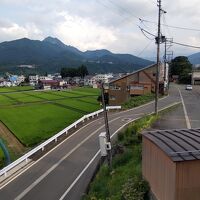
[38, 80, 60, 90]
[142, 128, 200, 200]
[107, 63, 168, 105]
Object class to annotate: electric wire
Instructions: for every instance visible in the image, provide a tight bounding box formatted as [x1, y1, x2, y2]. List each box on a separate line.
[97, 0, 200, 33]
[137, 40, 154, 57]
[143, 19, 200, 32]
[172, 41, 200, 49]
[140, 27, 200, 50]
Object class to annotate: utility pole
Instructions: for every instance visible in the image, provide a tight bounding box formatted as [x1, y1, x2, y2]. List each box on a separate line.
[155, 0, 162, 114]
[164, 39, 167, 82]
[163, 38, 167, 93]
[101, 83, 112, 171]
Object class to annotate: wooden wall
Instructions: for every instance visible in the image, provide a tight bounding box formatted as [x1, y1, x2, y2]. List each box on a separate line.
[176, 160, 200, 200]
[142, 138, 176, 200]
[108, 65, 157, 105]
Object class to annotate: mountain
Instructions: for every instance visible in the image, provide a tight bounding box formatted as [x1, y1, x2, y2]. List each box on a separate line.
[188, 52, 200, 64]
[0, 37, 154, 74]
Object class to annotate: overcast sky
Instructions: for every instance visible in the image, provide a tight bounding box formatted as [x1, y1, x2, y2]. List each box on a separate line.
[0, 0, 200, 60]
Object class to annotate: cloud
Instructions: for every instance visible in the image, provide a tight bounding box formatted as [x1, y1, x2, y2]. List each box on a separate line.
[0, 18, 44, 42]
[54, 12, 117, 50]
[0, 0, 200, 58]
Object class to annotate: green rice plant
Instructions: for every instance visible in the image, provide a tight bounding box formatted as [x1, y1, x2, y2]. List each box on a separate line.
[0, 87, 100, 146]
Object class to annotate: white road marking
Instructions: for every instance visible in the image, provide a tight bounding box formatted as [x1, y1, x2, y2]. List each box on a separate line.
[59, 150, 101, 200]
[59, 116, 141, 200]
[0, 93, 170, 189]
[0, 116, 104, 190]
[58, 101, 180, 200]
[14, 117, 121, 200]
[178, 88, 191, 129]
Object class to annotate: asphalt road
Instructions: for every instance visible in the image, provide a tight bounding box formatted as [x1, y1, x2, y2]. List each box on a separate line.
[177, 84, 200, 128]
[0, 85, 186, 200]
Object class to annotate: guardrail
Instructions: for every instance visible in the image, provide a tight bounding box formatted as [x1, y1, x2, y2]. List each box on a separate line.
[0, 106, 121, 177]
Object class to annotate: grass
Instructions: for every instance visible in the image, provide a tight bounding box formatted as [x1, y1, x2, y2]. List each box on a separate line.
[0, 148, 5, 168]
[0, 86, 33, 93]
[85, 103, 179, 200]
[122, 93, 155, 109]
[0, 87, 100, 147]
[84, 114, 159, 200]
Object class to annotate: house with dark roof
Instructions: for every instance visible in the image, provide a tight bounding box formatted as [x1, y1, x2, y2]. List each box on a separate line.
[107, 63, 168, 105]
[142, 128, 200, 200]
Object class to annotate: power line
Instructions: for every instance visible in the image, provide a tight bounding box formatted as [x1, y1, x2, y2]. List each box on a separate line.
[143, 19, 200, 32]
[139, 26, 156, 37]
[107, 0, 141, 20]
[162, 14, 173, 38]
[96, 0, 140, 27]
[140, 28, 155, 40]
[98, 0, 200, 33]
[172, 41, 200, 49]
[140, 26, 200, 50]
[137, 40, 154, 57]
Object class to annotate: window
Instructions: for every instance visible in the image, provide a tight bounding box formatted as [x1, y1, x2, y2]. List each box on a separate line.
[130, 85, 144, 90]
[110, 95, 116, 100]
[109, 84, 121, 90]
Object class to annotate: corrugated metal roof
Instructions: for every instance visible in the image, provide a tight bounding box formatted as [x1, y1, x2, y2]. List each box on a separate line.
[143, 129, 200, 162]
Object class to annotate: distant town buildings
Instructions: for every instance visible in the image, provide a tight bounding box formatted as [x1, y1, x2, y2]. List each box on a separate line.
[0, 72, 120, 90]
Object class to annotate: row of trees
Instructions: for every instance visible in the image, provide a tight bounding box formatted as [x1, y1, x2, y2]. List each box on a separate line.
[61, 65, 89, 78]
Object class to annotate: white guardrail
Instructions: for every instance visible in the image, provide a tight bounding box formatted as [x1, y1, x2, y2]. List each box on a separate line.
[0, 106, 121, 177]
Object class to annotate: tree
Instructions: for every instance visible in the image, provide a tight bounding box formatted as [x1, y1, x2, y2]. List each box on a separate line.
[78, 65, 88, 78]
[170, 56, 192, 84]
[61, 67, 77, 78]
[61, 65, 89, 78]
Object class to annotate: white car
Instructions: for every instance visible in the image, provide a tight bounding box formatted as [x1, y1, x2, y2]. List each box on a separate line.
[185, 85, 192, 90]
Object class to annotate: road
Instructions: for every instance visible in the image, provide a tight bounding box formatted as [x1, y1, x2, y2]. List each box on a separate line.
[0, 84, 197, 200]
[177, 84, 200, 128]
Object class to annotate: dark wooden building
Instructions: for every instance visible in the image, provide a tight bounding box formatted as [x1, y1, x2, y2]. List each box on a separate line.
[38, 80, 60, 89]
[107, 63, 167, 105]
[142, 128, 200, 200]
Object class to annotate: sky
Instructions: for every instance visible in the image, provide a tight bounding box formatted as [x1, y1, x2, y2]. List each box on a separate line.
[0, 0, 200, 60]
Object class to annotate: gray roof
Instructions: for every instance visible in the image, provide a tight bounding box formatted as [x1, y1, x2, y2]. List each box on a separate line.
[109, 63, 156, 84]
[143, 128, 200, 162]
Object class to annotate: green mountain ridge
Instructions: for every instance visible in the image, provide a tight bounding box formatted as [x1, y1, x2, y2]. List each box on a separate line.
[0, 37, 154, 74]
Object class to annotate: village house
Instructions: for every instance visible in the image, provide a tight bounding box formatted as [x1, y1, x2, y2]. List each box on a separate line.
[94, 73, 113, 83]
[37, 79, 68, 90]
[29, 75, 39, 86]
[192, 70, 200, 85]
[37, 80, 60, 90]
[84, 74, 114, 88]
[17, 75, 25, 84]
[107, 63, 168, 105]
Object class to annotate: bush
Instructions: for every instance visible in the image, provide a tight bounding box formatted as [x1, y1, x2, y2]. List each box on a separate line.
[122, 177, 149, 200]
[122, 94, 155, 109]
[85, 114, 160, 200]
[112, 149, 133, 168]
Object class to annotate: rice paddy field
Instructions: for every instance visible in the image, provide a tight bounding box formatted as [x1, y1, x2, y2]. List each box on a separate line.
[0, 86, 33, 93]
[0, 87, 100, 147]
